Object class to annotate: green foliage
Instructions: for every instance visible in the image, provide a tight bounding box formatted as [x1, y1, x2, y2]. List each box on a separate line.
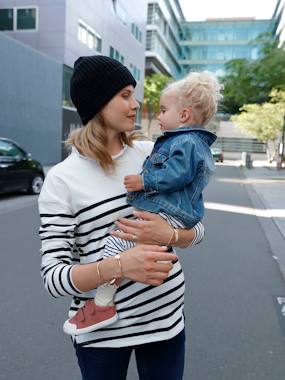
[231, 90, 285, 143]
[143, 73, 171, 135]
[222, 35, 285, 114]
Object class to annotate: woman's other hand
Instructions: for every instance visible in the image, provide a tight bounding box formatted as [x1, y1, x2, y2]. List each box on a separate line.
[120, 244, 177, 286]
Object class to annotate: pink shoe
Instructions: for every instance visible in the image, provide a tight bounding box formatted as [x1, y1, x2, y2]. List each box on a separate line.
[63, 300, 118, 335]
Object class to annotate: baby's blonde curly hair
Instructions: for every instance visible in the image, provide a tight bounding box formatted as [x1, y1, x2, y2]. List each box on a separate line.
[163, 71, 223, 126]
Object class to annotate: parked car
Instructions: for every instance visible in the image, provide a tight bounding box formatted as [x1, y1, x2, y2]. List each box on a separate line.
[0, 137, 45, 195]
[211, 147, 224, 163]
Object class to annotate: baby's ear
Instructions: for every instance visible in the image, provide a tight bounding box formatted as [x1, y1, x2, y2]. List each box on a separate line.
[180, 107, 192, 123]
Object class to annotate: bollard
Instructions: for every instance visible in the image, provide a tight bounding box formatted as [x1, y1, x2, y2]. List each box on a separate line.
[241, 152, 252, 169]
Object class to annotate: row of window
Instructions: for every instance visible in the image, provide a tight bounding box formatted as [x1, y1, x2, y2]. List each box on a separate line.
[185, 45, 259, 61]
[131, 22, 143, 43]
[0, 7, 37, 31]
[109, 47, 141, 81]
[146, 30, 181, 77]
[180, 22, 271, 42]
[112, 0, 143, 44]
[78, 20, 102, 52]
[109, 46, 125, 64]
[130, 63, 141, 81]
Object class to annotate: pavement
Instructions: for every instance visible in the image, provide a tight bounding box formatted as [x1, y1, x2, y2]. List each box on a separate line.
[217, 154, 285, 281]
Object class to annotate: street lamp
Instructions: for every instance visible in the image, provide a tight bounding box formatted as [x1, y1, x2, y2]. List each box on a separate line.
[277, 114, 285, 169]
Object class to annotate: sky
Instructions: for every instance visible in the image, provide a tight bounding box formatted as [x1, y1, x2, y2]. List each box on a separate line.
[179, 0, 278, 21]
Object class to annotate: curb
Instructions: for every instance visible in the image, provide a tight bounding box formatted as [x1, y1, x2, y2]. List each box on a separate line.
[241, 168, 285, 282]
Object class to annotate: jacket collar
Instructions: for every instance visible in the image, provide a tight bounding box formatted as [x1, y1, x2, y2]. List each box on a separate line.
[162, 125, 217, 146]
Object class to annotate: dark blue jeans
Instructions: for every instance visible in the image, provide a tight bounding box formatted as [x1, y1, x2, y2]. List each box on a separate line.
[74, 329, 185, 380]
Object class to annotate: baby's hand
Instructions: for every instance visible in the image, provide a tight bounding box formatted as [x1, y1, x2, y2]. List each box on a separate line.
[124, 175, 143, 192]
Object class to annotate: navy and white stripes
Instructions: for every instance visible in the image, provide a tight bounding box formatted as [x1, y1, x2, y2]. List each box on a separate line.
[38, 141, 205, 348]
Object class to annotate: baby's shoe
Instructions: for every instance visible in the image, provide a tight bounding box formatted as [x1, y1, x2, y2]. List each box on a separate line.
[63, 300, 118, 335]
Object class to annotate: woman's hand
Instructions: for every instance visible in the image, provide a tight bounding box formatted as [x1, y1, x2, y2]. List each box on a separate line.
[120, 244, 177, 286]
[110, 210, 173, 245]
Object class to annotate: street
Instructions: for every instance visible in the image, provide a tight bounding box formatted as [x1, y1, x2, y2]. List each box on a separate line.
[1, 164, 285, 380]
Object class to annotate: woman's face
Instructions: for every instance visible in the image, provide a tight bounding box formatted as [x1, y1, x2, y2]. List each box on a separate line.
[101, 85, 139, 133]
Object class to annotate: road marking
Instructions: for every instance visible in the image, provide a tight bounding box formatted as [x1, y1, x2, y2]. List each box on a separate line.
[273, 296, 285, 338]
[205, 202, 285, 218]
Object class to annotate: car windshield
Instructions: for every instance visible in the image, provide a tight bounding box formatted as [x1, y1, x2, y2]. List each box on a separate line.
[0, 140, 25, 158]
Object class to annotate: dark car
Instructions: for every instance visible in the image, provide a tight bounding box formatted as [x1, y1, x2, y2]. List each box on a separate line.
[211, 147, 224, 163]
[0, 137, 45, 195]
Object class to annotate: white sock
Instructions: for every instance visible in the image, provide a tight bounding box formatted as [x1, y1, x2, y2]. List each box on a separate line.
[95, 283, 118, 307]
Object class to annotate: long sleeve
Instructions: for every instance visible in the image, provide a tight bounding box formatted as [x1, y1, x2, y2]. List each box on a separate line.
[191, 221, 205, 246]
[142, 139, 198, 193]
[38, 170, 82, 298]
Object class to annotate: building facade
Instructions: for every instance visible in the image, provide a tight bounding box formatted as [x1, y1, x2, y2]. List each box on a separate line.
[0, 0, 147, 163]
[274, 0, 285, 44]
[145, 0, 185, 78]
[179, 17, 275, 77]
[0, 32, 63, 164]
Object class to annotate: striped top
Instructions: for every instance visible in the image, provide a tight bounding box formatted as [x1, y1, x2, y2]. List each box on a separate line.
[38, 141, 204, 348]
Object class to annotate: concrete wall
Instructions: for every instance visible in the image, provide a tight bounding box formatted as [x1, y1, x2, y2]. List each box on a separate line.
[0, 32, 62, 164]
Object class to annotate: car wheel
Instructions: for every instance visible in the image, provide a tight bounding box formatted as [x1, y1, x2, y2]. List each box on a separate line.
[28, 175, 44, 195]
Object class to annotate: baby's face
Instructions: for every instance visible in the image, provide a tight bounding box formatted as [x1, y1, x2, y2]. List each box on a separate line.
[157, 90, 182, 132]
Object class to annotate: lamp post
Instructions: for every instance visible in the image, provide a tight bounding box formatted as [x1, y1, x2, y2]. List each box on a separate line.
[277, 114, 285, 170]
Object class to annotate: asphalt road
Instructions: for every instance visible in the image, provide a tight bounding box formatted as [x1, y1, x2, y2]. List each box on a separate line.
[1, 164, 285, 380]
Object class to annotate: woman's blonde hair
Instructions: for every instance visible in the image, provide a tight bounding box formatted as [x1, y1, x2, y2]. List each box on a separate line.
[65, 114, 134, 173]
[163, 71, 223, 125]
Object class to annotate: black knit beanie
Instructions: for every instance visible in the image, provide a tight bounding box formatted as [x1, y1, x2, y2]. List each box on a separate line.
[70, 55, 137, 125]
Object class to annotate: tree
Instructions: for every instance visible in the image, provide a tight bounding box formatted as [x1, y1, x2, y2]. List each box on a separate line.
[143, 73, 171, 137]
[231, 90, 285, 160]
[221, 35, 285, 114]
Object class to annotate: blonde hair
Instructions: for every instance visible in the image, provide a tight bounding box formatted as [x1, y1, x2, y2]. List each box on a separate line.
[163, 71, 223, 125]
[65, 114, 134, 173]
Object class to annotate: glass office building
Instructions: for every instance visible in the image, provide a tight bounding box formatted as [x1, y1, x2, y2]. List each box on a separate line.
[146, 0, 184, 78]
[179, 18, 275, 77]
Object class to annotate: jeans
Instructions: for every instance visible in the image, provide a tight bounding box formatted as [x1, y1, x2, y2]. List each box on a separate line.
[74, 329, 185, 380]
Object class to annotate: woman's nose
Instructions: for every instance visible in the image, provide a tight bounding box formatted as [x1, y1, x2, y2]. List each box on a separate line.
[132, 97, 140, 109]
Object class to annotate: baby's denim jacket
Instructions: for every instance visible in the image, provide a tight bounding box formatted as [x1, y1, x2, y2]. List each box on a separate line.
[127, 126, 217, 228]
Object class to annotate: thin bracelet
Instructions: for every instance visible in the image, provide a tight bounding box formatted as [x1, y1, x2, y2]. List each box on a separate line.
[114, 254, 123, 277]
[173, 229, 179, 244]
[108, 254, 124, 285]
[167, 227, 175, 246]
[96, 261, 102, 281]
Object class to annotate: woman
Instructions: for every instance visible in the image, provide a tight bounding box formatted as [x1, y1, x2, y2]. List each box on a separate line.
[38, 55, 204, 380]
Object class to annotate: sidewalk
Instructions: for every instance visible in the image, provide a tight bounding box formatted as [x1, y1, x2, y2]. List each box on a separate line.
[238, 159, 285, 280]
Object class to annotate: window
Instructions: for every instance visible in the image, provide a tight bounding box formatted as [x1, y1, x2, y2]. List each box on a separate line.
[130, 63, 141, 81]
[17, 8, 36, 30]
[0, 9, 13, 31]
[78, 20, 102, 52]
[0, 140, 24, 158]
[131, 22, 143, 43]
[109, 46, 124, 63]
[112, 0, 128, 26]
[0, 7, 37, 31]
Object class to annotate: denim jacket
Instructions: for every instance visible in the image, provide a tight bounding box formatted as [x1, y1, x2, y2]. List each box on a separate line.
[127, 126, 217, 228]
